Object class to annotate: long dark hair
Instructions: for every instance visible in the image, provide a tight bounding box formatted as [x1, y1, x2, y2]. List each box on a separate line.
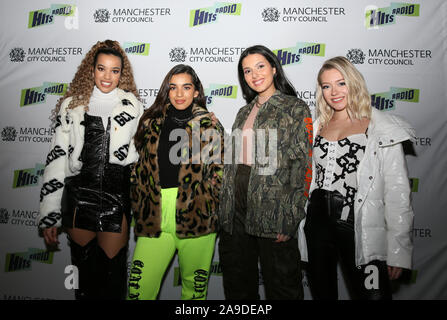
[134, 64, 206, 149]
[238, 45, 297, 103]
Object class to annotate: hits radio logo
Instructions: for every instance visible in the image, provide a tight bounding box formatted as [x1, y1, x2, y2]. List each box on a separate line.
[20, 82, 68, 107]
[12, 164, 45, 189]
[190, 3, 242, 27]
[370, 87, 420, 111]
[4, 248, 53, 272]
[204, 84, 238, 107]
[365, 2, 420, 29]
[123, 42, 150, 56]
[28, 4, 77, 28]
[273, 42, 326, 67]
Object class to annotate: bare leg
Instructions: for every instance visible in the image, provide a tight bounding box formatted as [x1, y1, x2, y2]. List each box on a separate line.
[67, 215, 129, 255]
[66, 227, 96, 246]
[97, 215, 129, 258]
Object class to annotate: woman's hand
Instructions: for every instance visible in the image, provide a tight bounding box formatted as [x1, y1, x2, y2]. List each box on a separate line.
[43, 227, 59, 246]
[275, 234, 291, 243]
[387, 266, 403, 280]
[211, 173, 218, 185]
[209, 112, 218, 126]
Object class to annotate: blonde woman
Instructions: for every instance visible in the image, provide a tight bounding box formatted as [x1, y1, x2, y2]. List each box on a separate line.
[39, 40, 144, 299]
[298, 56, 414, 300]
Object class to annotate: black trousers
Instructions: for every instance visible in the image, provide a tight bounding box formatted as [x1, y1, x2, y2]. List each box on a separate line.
[304, 189, 392, 300]
[219, 164, 303, 300]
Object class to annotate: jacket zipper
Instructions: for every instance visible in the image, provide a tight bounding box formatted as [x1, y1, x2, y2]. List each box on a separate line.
[98, 118, 110, 229]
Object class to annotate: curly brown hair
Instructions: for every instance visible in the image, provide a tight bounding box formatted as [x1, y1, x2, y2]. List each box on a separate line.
[51, 39, 139, 121]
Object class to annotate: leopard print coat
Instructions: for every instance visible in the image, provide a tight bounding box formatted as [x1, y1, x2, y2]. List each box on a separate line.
[131, 104, 224, 238]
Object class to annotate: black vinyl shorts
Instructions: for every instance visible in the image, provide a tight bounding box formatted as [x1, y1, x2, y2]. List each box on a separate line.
[61, 173, 131, 233]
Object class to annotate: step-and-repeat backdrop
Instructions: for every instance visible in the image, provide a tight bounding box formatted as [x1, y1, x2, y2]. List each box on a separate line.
[1, 0, 446, 300]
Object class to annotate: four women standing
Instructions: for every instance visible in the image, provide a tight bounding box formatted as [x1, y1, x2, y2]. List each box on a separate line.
[39, 41, 414, 300]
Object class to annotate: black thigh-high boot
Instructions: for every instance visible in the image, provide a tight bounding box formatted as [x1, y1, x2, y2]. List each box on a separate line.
[69, 237, 98, 300]
[96, 245, 129, 300]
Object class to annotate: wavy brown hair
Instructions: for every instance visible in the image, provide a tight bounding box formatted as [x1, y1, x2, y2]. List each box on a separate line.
[51, 39, 139, 122]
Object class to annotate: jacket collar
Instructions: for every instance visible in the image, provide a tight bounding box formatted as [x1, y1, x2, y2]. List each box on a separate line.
[191, 104, 209, 117]
[157, 103, 208, 124]
[63, 88, 139, 114]
[162, 103, 208, 116]
[369, 108, 415, 146]
[249, 89, 283, 109]
[312, 108, 415, 146]
[234, 90, 283, 129]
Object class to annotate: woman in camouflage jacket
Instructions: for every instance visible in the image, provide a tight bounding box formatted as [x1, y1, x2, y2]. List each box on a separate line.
[218, 45, 312, 300]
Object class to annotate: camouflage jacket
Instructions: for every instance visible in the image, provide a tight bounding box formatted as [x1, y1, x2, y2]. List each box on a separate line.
[131, 104, 224, 238]
[218, 90, 312, 238]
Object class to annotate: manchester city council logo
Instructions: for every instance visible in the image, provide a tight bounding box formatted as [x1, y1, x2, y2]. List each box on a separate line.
[94, 9, 110, 22]
[9, 48, 26, 62]
[1, 126, 17, 141]
[169, 47, 187, 62]
[0, 208, 9, 224]
[262, 8, 280, 22]
[347, 49, 366, 64]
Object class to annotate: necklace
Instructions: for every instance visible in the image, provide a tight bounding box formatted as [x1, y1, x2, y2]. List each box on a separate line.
[167, 104, 194, 126]
[255, 95, 272, 108]
[169, 114, 193, 126]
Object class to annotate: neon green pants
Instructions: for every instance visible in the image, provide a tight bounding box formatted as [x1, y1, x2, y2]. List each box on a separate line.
[128, 187, 216, 300]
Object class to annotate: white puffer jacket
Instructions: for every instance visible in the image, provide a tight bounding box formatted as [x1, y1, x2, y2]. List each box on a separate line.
[38, 89, 144, 229]
[298, 108, 415, 269]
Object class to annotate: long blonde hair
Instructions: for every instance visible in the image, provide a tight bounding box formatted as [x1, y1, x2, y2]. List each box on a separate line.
[316, 56, 371, 127]
[51, 40, 139, 122]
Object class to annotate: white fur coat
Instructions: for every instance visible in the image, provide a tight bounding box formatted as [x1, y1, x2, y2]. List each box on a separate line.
[38, 89, 144, 229]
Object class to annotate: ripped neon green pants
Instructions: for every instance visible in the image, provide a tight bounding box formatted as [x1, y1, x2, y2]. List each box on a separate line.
[128, 187, 216, 300]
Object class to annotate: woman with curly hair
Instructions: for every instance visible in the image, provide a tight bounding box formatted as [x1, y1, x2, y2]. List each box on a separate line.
[38, 40, 144, 300]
